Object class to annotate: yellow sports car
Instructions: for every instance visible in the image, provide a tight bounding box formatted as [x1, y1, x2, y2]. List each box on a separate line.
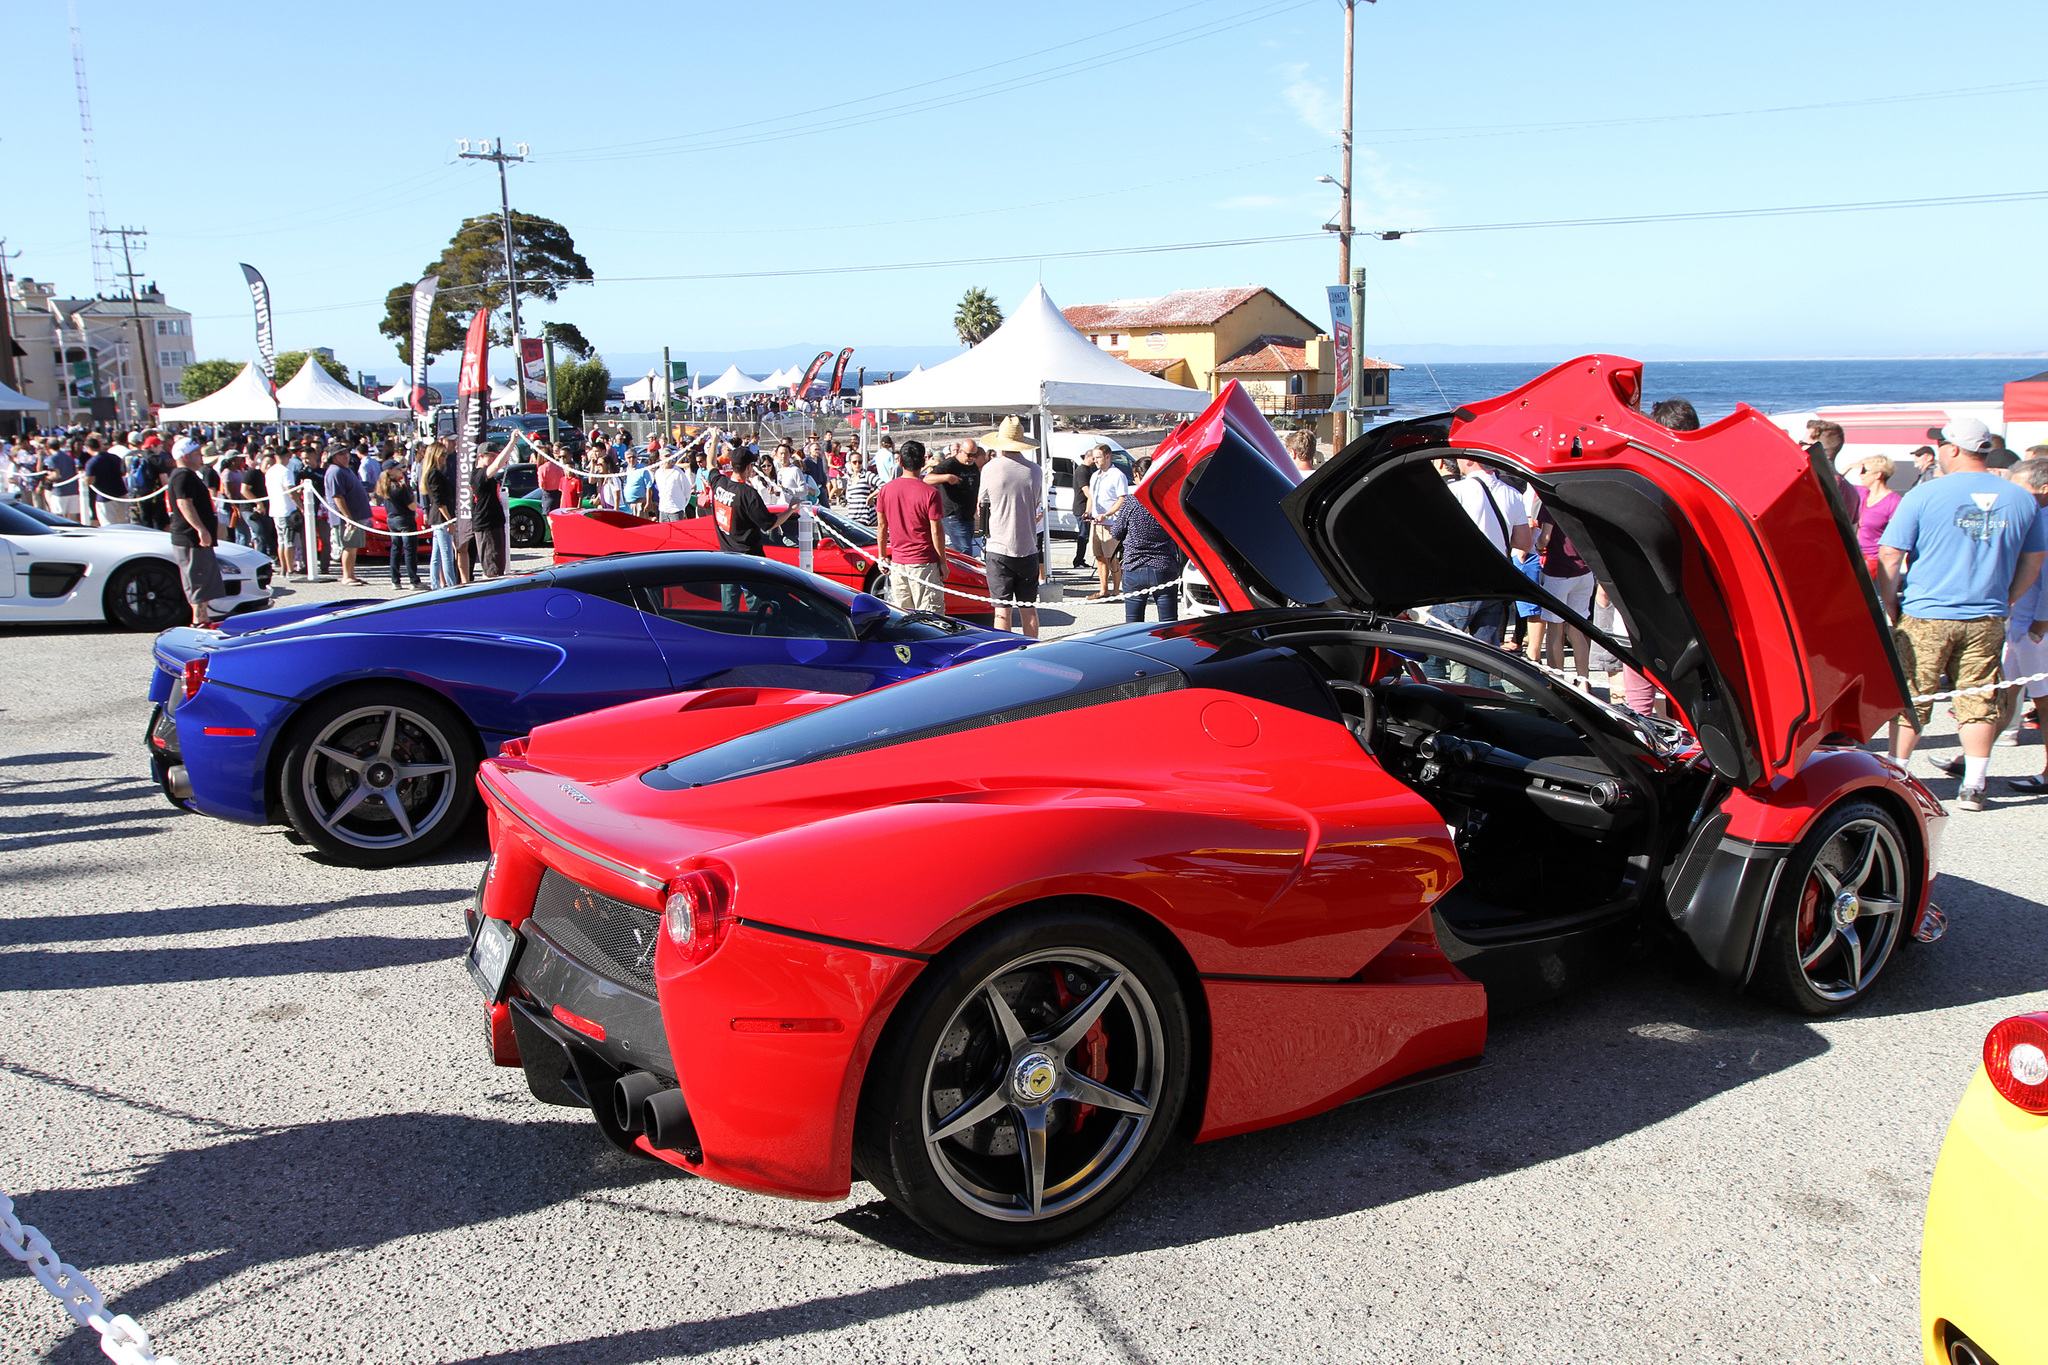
[1921, 1011, 2048, 1364]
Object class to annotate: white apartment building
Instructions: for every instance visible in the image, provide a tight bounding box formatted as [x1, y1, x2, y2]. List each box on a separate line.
[5, 275, 198, 426]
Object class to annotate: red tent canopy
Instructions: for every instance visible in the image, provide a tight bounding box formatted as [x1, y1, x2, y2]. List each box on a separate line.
[2003, 370, 2048, 422]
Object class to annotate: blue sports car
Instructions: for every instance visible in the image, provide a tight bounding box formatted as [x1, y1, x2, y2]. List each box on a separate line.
[145, 552, 1025, 867]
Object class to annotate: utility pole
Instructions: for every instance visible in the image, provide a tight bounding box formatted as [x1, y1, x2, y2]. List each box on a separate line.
[661, 345, 673, 449]
[1337, 0, 1356, 288]
[457, 138, 529, 349]
[101, 225, 155, 414]
[1348, 267, 1367, 443]
[0, 239, 21, 397]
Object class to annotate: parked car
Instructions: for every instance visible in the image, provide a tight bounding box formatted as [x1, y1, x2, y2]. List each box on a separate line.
[550, 504, 999, 626]
[461, 361, 1943, 1249]
[144, 553, 1023, 867]
[1920, 1011, 2048, 1365]
[1044, 433, 1136, 540]
[0, 499, 271, 631]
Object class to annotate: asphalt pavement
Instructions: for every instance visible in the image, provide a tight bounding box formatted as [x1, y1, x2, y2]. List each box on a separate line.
[3, 545, 2045, 1364]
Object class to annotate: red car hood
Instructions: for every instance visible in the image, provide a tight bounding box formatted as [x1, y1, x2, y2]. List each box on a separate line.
[1138, 363, 1910, 790]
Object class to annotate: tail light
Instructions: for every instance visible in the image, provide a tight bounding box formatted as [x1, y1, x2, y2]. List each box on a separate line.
[497, 736, 528, 760]
[183, 658, 208, 699]
[664, 866, 733, 966]
[1984, 1012, 2048, 1115]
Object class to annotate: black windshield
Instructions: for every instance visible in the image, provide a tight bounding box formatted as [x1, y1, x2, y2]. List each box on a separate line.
[0, 502, 56, 536]
[643, 641, 1180, 790]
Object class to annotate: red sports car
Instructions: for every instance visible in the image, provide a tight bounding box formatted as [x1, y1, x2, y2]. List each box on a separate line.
[463, 359, 1946, 1249]
[549, 505, 998, 626]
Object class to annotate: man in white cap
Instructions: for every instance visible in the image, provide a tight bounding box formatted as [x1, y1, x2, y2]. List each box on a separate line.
[977, 416, 1046, 637]
[1877, 416, 2046, 810]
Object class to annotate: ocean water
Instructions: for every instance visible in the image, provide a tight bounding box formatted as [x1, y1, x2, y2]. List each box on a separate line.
[1384, 358, 2043, 425]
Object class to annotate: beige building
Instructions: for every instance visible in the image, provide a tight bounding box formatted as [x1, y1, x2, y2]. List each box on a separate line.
[5, 275, 197, 426]
[1062, 285, 1396, 423]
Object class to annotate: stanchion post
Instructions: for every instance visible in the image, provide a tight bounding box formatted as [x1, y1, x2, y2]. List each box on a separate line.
[300, 479, 334, 583]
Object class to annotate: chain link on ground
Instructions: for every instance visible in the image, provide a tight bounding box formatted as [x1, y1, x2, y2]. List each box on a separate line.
[2, 1189, 183, 1365]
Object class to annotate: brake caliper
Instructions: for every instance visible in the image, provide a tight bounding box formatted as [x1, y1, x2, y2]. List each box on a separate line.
[1051, 968, 1110, 1128]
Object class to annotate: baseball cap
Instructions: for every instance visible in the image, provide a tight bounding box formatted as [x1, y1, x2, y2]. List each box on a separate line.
[1985, 448, 2020, 470]
[173, 436, 200, 457]
[1928, 416, 1994, 453]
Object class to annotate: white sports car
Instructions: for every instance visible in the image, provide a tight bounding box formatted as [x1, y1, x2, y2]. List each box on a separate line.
[0, 499, 273, 630]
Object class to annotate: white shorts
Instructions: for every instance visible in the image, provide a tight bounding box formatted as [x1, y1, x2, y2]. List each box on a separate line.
[2006, 621, 2047, 701]
[1539, 571, 1595, 623]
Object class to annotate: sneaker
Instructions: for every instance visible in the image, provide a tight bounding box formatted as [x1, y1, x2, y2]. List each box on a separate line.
[1936, 754, 1966, 778]
[1997, 731, 2021, 746]
[1955, 786, 1987, 812]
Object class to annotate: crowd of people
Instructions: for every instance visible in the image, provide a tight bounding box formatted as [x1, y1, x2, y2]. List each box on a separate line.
[7, 401, 2043, 797]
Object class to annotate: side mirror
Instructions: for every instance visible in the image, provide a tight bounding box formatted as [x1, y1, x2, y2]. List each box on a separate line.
[848, 592, 890, 639]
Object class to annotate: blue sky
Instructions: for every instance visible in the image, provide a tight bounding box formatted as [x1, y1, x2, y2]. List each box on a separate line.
[4, 0, 2043, 382]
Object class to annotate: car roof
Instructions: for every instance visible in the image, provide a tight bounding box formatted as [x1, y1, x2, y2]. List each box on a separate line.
[551, 549, 835, 596]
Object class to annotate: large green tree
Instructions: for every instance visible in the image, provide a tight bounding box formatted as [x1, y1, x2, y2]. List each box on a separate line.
[541, 321, 595, 361]
[378, 211, 594, 365]
[177, 359, 240, 402]
[954, 287, 1003, 347]
[273, 351, 353, 389]
[551, 355, 612, 416]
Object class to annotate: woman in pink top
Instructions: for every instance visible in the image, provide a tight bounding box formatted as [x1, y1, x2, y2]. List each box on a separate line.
[1850, 455, 1902, 578]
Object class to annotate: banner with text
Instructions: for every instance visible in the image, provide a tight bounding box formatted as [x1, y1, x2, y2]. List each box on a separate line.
[409, 276, 439, 413]
[827, 347, 855, 397]
[1326, 286, 1352, 413]
[792, 350, 832, 399]
[519, 338, 546, 414]
[241, 264, 277, 380]
[453, 310, 491, 547]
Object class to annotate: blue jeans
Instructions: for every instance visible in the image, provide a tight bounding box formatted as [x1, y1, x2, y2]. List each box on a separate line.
[430, 523, 457, 589]
[943, 513, 982, 560]
[1423, 599, 1506, 689]
[1123, 562, 1181, 623]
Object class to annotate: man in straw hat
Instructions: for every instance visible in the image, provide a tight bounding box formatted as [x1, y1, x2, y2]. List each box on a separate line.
[977, 416, 1046, 638]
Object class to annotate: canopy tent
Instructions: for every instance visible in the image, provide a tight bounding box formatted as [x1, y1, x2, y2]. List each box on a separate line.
[377, 383, 441, 409]
[621, 368, 679, 404]
[488, 377, 525, 413]
[696, 364, 774, 399]
[0, 380, 47, 412]
[861, 285, 1208, 416]
[157, 363, 280, 423]
[277, 357, 409, 423]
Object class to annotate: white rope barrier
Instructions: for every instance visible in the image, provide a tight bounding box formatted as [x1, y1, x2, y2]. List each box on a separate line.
[2, 1187, 182, 1365]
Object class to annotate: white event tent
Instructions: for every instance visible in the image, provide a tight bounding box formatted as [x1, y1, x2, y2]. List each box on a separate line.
[861, 284, 1208, 420]
[157, 363, 280, 423]
[277, 357, 408, 423]
[621, 368, 679, 404]
[0, 380, 47, 412]
[696, 364, 773, 400]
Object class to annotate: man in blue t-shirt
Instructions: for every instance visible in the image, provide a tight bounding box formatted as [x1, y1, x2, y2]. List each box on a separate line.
[1877, 417, 2046, 810]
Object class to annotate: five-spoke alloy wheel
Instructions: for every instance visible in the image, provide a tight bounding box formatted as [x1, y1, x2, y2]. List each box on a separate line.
[1757, 801, 1911, 1015]
[279, 685, 478, 866]
[857, 908, 1190, 1250]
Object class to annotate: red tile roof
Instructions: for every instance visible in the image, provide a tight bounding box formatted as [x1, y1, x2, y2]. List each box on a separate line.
[1214, 336, 1311, 374]
[1116, 355, 1184, 376]
[1063, 286, 1286, 331]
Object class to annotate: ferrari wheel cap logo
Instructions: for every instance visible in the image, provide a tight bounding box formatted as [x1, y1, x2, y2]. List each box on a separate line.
[894, 645, 913, 664]
[1013, 1054, 1058, 1102]
[1832, 892, 1861, 927]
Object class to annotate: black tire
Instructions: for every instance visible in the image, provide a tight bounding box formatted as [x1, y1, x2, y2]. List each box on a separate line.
[854, 906, 1190, 1251]
[1753, 800, 1912, 1016]
[277, 684, 479, 868]
[510, 507, 545, 548]
[104, 558, 191, 631]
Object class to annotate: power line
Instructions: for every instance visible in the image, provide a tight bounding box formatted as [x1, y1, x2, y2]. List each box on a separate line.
[546, 0, 1317, 164]
[1398, 189, 2048, 235]
[189, 188, 2048, 321]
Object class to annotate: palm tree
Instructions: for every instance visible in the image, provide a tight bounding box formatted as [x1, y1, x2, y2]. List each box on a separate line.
[954, 287, 1004, 347]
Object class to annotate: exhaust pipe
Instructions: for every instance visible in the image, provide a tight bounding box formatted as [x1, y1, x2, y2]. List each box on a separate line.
[613, 1071, 667, 1133]
[166, 765, 193, 801]
[642, 1089, 701, 1161]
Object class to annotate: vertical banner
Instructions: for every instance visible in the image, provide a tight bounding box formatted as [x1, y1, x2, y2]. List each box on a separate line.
[408, 275, 439, 414]
[453, 310, 492, 549]
[1326, 285, 1353, 413]
[792, 350, 833, 400]
[519, 338, 546, 414]
[826, 347, 855, 397]
[240, 264, 277, 380]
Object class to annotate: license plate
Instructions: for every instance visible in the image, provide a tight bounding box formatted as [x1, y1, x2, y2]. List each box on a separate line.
[468, 917, 521, 1000]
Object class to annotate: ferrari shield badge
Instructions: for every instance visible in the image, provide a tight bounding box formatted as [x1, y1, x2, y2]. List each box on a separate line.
[894, 645, 913, 664]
